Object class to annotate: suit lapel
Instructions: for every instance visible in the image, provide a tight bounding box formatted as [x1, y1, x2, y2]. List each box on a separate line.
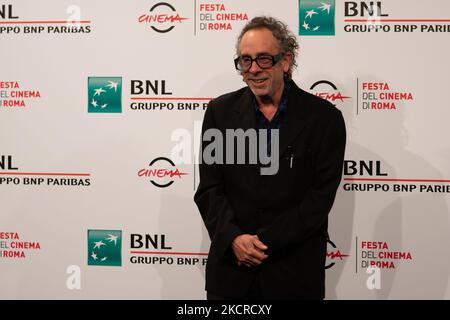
[232, 88, 255, 130]
[231, 88, 258, 171]
[278, 82, 312, 158]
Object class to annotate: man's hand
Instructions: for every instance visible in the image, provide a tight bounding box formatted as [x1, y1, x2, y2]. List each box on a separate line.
[231, 234, 268, 267]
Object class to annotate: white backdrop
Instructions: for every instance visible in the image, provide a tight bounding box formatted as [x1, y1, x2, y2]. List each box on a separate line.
[1, 0, 450, 299]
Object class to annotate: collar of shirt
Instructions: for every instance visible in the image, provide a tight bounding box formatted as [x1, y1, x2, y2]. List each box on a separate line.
[253, 80, 291, 130]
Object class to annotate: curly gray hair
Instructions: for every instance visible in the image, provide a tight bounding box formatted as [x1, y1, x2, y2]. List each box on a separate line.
[236, 16, 299, 79]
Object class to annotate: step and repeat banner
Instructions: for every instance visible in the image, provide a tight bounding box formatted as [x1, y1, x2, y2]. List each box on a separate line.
[1, 0, 450, 299]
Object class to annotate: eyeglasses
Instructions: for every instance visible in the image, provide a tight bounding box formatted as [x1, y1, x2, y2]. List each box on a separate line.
[234, 53, 284, 72]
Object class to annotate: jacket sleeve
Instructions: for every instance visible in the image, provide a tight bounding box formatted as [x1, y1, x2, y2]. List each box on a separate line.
[257, 109, 346, 254]
[194, 102, 243, 258]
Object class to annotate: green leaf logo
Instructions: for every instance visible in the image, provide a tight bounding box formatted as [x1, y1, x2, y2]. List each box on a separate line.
[299, 0, 335, 36]
[87, 230, 122, 266]
[88, 77, 122, 113]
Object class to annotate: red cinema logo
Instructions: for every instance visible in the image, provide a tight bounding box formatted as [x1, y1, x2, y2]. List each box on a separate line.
[139, 2, 188, 33]
[310, 80, 350, 104]
[138, 157, 187, 188]
[326, 239, 350, 269]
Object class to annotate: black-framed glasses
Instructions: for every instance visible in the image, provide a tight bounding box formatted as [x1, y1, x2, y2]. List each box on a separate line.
[234, 53, 284, 72]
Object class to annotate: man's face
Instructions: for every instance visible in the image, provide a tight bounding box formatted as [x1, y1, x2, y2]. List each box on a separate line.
[238, 28, 290, 100]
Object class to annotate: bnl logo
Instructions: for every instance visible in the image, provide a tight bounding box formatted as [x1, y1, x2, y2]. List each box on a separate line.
[299, 0, 335, 36]
[0, 5, 18, 19]
[299, 1, 390, 35]
[87, 230, 122, 266]
[88, 77, 122, 113]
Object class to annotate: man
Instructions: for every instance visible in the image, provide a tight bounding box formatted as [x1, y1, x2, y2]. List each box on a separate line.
[194, 16, 346, 299]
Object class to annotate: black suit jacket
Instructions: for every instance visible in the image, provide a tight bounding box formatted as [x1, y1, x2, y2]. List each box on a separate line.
[194, 80, 346, 299]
